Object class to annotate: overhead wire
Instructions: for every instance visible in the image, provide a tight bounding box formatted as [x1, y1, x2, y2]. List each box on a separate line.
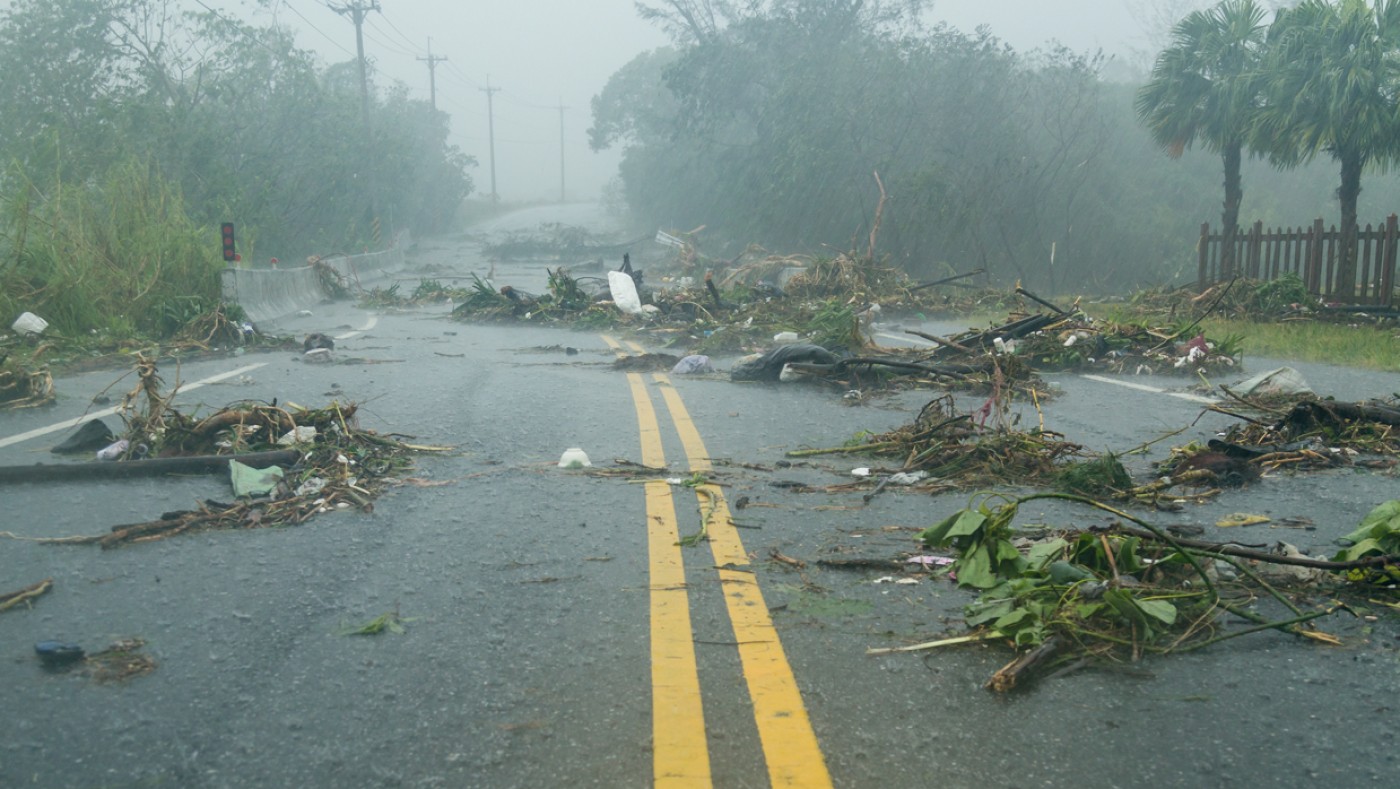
[281, 0, 356, 58]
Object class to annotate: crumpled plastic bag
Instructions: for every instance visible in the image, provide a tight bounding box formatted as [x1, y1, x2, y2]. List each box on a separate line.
[229, 459, 284, 497]
[730, 344, 839, 382]
[607, 271, 644, 315]
[671, 354, 715, 375]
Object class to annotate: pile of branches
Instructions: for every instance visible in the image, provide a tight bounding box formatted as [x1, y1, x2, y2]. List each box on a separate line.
[917, 293, 1240, 376]
[1161, 396, 1400, 485]
[1124, 275, 1315, 322]
[0, 363, 54, 408]
[789, 393, 1082, 488]
[887, 493, 1390, 692]
[42, 355, 444, 547]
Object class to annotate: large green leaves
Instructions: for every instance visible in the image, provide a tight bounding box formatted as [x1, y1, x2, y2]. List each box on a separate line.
[1334, 500, 1400, 562]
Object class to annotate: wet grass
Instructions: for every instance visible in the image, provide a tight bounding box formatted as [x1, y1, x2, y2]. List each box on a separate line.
[1200, 318, 1400, 371]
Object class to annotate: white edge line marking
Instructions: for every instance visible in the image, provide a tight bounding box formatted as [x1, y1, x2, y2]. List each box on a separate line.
[876, 331, 936, 347]
[1081, 374, 1216, 404]
[335, 315, 379, 341]
[0, 362, 269, 450]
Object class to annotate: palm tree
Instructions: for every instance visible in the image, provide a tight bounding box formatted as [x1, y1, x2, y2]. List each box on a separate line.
[1136, 0, 1270, 279]
[1254, 0, 1400, 299]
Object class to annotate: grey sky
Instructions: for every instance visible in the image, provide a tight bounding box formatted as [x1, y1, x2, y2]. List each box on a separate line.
[1, 0, 1180, 200]
[259, 1, 1168, 202]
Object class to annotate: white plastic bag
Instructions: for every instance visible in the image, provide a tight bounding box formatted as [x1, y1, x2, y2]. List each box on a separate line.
[607, 271, 644, 315]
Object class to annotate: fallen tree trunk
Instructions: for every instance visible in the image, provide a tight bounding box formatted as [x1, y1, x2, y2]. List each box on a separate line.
[0, 449, 301, 484]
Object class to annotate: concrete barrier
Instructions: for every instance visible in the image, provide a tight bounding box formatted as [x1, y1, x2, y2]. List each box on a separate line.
[220, 232, 411, 323]
[220, 265, 325, 324]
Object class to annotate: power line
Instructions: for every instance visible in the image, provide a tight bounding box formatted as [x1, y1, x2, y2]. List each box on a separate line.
[373, 9, 428, 54]
[363, 17, 421, 58]
[280, 0, 356, 57]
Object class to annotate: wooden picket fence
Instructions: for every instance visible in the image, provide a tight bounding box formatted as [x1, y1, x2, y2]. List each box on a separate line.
[1198, 214, 1399, 306]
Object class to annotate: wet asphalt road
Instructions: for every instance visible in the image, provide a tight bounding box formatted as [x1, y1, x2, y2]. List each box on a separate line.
[3, 206, 1400, 788]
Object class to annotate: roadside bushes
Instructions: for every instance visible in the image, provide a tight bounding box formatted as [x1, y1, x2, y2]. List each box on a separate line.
[0, 158, 221, 338]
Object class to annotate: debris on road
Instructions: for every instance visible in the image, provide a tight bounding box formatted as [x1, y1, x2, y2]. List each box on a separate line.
[870, 492, 1400, 692]
[789, 393, 1082, 489]
[558, 447, 592, 469]
[84, 638, 156, 682]
[0, 355, 447, 546]
[341, 608, 412, 636]
[0, 363, 54, 408]
[51, 420, 117, 454]
[1, 578, 53, 613]
[35, 640, 85, 668]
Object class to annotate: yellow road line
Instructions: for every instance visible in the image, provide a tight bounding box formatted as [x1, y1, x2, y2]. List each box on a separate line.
[609, 336, 712, 787]
[652, 373, 834, 789]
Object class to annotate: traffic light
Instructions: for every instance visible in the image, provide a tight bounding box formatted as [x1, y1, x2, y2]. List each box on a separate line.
[221, 222, 236, 262]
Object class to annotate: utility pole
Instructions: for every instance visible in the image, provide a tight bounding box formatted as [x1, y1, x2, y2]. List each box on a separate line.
[480, 76, 501, 202]
[557, 100, 568, 204]
[417, 38, 447, 111]
[329, 1, 379, 137]
[330, 0, 381, 241]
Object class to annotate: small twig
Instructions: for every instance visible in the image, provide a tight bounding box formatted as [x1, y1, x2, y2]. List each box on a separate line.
[0, 578, 53, 612]
[904, 329, 974, 354]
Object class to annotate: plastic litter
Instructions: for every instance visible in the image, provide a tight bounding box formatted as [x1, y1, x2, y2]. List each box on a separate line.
[851, 467, 872, 477]
[277, 426, 318, 445]
[887, 470, 929, 485]
[773, 331, 800, 344]
[52, 420, 116, 455]
[303, 348, 333, 364]
[34, 641, 85, 668]
[906, 555, 956, 567]
[1231, 366, 1313, 398]
[96, 439, 129, 461]
[11, 311, 48, 335]
[295, 476, 328, 497]
[731, 342, 840, 382]
[229, 459, 285, 497]
[671, 355, 715, 375]
[607, 271, 644, 314]
[558, 447, 592, 469]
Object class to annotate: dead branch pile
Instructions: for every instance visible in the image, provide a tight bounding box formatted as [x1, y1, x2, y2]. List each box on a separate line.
[26, 356, 448, 547]
[1163, 396, 1400, 484]
[790, 394, 1084, 487]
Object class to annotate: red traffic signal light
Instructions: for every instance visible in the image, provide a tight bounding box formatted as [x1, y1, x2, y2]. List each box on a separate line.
[221, 222, 236, 262]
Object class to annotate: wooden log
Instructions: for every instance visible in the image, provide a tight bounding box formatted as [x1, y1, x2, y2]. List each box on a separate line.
[0, 449, 301, 484]
[986, 635, 1067, 693]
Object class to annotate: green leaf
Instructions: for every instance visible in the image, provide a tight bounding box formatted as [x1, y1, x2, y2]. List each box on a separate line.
[955, 543, 999, 589]
[920, 509, 986, 547]
[1026, 538, 1069, 571]
[1136, 598, 1178, 626]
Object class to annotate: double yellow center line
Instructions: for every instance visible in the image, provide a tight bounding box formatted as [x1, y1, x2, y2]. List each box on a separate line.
[605, 336, 832, 788]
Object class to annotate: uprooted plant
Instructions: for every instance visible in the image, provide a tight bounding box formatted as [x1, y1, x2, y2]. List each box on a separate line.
[885, 493, 1400, 692]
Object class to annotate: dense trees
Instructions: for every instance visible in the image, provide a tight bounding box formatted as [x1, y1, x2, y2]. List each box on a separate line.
[595, 0, 1400, 293]
[0, 0, 474, 260]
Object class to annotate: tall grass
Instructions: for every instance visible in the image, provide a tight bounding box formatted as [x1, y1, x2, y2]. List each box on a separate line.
[0, 158, 222, 338]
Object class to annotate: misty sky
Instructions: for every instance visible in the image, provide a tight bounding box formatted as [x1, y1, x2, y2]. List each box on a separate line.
[255, 1, 1159, 202]
[1, 0, 1168, 201]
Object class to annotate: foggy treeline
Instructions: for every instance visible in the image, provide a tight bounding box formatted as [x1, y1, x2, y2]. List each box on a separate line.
[591, 0, 1400, 292]
[0, 0, 472, 261]
[0, 0, 473, 335]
